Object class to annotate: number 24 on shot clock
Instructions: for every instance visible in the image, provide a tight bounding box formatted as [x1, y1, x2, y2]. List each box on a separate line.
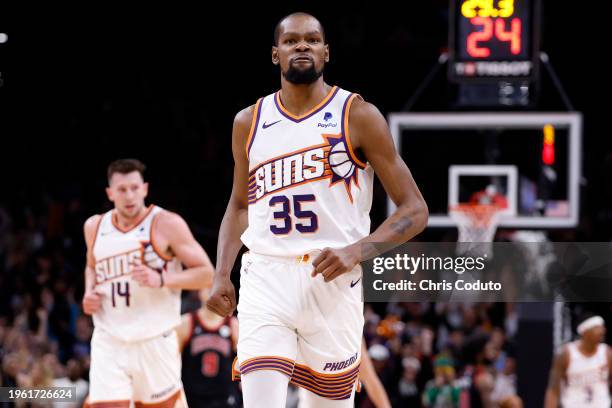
[449, 0, 540, 81]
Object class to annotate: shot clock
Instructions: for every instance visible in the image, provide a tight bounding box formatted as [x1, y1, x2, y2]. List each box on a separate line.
[449, 0, 540, 81]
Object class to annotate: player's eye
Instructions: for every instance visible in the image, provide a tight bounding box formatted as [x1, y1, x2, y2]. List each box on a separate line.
[308, 38, 320, 44]
[285, 39, 296, 44]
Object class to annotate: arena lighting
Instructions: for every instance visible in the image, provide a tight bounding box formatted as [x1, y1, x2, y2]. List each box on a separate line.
[0, 33, 7, 43]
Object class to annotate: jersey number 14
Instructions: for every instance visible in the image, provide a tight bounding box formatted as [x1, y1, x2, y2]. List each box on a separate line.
[111, 281, 131, 307]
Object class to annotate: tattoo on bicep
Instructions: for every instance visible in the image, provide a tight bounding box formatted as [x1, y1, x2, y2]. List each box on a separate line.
[390, 216, 412, 235]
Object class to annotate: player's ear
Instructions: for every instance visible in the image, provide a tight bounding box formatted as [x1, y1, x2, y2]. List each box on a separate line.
[105, 186, 114, 202]
[271, 46, 279, 65]
[143, 182, 149, 197]
[324, 44, 329, 63]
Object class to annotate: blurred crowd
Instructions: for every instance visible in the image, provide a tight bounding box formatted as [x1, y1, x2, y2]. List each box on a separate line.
[0, 202, 90, 407]
[356, 302, 521, 407]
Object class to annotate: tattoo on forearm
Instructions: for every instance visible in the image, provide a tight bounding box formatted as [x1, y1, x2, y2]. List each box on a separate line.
[361, 242, 381, 260]
[390, 216, 412, 235]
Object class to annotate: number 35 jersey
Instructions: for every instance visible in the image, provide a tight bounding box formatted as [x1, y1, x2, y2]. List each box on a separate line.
[241, 86, 374, 257]
[92, 205, 182, 342]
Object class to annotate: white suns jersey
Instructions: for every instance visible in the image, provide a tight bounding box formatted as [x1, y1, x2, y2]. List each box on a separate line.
[561, 342, 610, 407]
[92, 205, 182, 342]
[241, 86, 374, 256]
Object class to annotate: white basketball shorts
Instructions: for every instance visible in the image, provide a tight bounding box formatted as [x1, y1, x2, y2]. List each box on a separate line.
[232, 251, 364, 400]
[87, 327, 185, 407]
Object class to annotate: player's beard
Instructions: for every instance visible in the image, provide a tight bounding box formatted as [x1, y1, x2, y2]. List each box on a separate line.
[283, 63, 324, 85]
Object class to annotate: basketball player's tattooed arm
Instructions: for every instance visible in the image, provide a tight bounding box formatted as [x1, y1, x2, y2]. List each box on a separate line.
[82, 215, 103, 315]
[206, 105, 253, 317]
[544, 346, 569, 408]
[132, 211, 214, 290]
[313, 98, 428, 282]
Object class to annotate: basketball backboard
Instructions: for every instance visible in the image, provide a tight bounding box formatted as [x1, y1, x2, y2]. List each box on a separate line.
[387, 113, 582, 228]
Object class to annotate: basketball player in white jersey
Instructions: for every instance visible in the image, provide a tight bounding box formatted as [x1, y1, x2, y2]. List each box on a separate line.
[206, 12, 428, 408]
[81, 159, 214, 408]
[545, 315, 612, 408]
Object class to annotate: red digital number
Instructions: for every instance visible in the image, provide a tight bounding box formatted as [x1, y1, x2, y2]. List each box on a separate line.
[201, 351, 219, 377]
[467, 17, 493, 58]
[467, 17, 522, 58]
[495, 18, 522, 55]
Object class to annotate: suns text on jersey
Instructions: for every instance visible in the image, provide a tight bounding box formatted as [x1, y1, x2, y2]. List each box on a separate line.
[95, 249, 142, 284]
[249, 144, 331, 203]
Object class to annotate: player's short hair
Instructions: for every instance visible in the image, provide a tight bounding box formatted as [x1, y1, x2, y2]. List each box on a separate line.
[273, 12, 326, 46]
[107, 159, 146, 183]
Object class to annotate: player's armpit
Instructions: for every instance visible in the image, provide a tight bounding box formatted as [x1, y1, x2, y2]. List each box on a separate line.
[346, 99, 428, 259]
[544, 347, 568, 408]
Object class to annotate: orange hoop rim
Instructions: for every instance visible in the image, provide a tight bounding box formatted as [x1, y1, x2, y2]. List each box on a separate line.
[449, 203, 505, 227]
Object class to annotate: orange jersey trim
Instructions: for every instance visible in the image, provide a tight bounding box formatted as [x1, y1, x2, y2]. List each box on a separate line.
[134, 389, 180, 408]
[111, 205, 154, 233]
[234, 355, 296, 379]
[90, 215, 104, 256]
[85, 398, 130, 408]
[275, 86, 338, 121]
[150, 211, 173, 262]
[245, 98, 264, 160]
[231, 356, 241, 381]
[342, 94, 367, 169]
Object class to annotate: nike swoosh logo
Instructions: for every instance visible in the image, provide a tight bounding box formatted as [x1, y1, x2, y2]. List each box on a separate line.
[262, 120, 281, 129]
[350, 278, 361, 288]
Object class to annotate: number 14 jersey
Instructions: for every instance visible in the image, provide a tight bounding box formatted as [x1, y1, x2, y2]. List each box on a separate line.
[92, 205, 182, 342]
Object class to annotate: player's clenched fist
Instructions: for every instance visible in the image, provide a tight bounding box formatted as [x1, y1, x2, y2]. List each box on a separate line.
[206, 277, 236, 317]
[131, 264, 163, 288]
[82, 290, 103, 315]
[311, 246, 360, 282]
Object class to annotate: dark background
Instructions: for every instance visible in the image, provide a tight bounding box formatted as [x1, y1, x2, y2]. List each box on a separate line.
[0, 2, 610, 407]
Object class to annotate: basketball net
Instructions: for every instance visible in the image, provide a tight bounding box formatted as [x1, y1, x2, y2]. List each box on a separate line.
[450, 204, 504, 258]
